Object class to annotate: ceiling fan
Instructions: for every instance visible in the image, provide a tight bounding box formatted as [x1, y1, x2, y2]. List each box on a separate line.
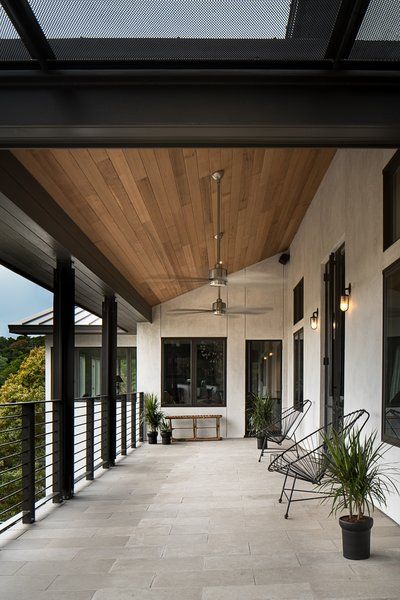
[168, 287, 272, 316]
[149, 170, 228, 287]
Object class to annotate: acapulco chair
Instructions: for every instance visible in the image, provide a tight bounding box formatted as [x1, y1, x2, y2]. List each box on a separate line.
[258, 399, 312, 462]
[268, 408, 370, 518]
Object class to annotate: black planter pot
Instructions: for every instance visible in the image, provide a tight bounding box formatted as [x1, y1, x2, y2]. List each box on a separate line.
[339, 516, 373, 560]
[161, 431, 172, 445]
[257, 435, 264, 450]
[147, 431, 158, 445]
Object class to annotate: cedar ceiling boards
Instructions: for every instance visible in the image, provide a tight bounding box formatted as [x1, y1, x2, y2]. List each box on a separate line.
[13, 148, 336, 306]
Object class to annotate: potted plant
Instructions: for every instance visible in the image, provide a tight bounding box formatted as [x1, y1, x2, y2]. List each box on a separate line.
[160, 419, 172, 445]
[142, 393, 163, 444]
[248, 393, 274, 449]
[320, 429, 398, 560]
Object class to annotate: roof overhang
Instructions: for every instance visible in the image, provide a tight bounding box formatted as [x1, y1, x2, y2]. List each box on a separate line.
[0, 151, 152, 330]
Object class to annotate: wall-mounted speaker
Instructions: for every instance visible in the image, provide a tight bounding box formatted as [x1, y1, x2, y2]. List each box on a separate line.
[279, 252, 290, 265]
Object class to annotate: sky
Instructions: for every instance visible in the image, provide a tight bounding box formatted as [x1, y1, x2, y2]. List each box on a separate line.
[0, 266, 52, 337]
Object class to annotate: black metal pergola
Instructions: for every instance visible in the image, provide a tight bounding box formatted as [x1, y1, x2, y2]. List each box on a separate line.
[0, 0, 399, 147]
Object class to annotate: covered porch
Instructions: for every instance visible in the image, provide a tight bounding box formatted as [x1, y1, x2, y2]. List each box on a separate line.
[1, 439, 400, 600]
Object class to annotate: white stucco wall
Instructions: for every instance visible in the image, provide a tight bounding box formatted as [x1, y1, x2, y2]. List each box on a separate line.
[284, 148, 400, 524]
[137, 256, 285, 438]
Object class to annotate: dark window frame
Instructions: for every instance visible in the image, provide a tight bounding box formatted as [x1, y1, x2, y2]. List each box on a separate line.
[293, 277, 304, 325]
[161, 337, 227, 408]
[293, 328, 304, 411]
[383, 150, 400, 251]
[382, 258, 400, 448]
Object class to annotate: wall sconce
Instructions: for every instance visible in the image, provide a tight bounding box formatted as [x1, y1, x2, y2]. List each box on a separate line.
[340, 284, 352, 312]
[310, 309, 319, 330]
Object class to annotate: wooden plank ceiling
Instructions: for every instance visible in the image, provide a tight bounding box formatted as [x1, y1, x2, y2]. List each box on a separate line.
[12, 148, 335, 306]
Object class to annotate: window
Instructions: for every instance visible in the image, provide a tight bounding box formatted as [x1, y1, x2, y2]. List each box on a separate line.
[74, 347, 137, 398]
[383, 260, 400, 447]
[76, 348, 101, 398]
[162, 338, 226, 407]
[293, 329, 304, 410]
[293, 278, 304, 325]
[384, 151, 400, 250]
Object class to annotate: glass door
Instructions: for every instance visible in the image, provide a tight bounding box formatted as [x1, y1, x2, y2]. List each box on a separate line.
[324, 244, 345, 430]
[245, 340, 282, 435]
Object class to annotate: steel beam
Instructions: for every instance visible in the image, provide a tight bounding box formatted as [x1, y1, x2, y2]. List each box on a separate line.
[325, 0, 371, 67]
[0, 70, 399, 147]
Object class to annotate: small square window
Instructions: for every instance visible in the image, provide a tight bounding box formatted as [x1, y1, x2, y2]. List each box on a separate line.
[293, 278, 304, 325]
[293, 328, 304, 411]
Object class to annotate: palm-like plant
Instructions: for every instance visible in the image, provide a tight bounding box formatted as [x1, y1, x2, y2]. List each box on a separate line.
[320, 429, 398, 521]
[248, 393, 274, 435]
[142, 393, 163, 432]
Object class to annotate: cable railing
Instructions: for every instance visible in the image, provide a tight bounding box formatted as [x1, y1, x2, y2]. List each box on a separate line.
[0, 392, 144, 534]
[0, 400, 60, 532]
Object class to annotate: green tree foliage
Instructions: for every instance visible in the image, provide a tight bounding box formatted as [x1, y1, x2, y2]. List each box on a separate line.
[0, 346, 45, 405]
[0, 336, 44, 387]
[0, 346, 46, 525]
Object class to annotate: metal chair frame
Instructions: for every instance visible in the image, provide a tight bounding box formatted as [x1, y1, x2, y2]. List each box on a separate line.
[268, 408, 370, 518]
[258, 399, 312, 462]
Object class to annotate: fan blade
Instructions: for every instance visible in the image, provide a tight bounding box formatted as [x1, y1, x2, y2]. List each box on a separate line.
[168, 308, 214, 314]
[148, 275, 209, 283]
[228, 273, 282, 287]
[226, 307, 273, 315]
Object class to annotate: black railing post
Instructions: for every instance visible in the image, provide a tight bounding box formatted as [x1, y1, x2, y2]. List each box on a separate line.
[21, 403, 35, 524]
[86, 399, 94, 480]
[121, 397, 127, 456]
[52, 400, 63, 503]
[101, 295, 117, 467]
[139, 392, 144, 443]
[131, 393, 136, 449]
[53, 258, 75, 500]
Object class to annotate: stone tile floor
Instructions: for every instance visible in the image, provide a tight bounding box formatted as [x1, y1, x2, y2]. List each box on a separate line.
[1, 438, 400, 599]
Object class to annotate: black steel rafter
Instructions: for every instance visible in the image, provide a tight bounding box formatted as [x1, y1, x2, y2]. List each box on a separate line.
[1, 0, 54, 68]
[324, 0, 372, 67]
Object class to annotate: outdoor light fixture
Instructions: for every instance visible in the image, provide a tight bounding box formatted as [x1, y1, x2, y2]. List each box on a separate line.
[310, 309, 319, 330]
[340, 284, 352, 312]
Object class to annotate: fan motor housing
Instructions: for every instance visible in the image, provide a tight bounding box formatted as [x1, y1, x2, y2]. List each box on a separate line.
[212, 298, 226, 315]
[209, 265, 228, 286]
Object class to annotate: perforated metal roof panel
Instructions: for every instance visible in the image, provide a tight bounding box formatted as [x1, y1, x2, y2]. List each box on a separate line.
[0, 4, 31, 60]
[25, 0, 341, 61]
[350, 0, 400, 61]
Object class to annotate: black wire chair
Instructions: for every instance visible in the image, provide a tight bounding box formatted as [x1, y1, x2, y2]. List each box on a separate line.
[268, 408, 370, 518]
[258, 399, 312, 462]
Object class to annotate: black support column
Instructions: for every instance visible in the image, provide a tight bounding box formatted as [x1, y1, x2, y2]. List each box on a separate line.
[101, 295, 117, 468]
[52, 258, 75, 500]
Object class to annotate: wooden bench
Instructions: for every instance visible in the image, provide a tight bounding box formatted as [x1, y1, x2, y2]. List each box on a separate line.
[166, 414, 222, 441]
